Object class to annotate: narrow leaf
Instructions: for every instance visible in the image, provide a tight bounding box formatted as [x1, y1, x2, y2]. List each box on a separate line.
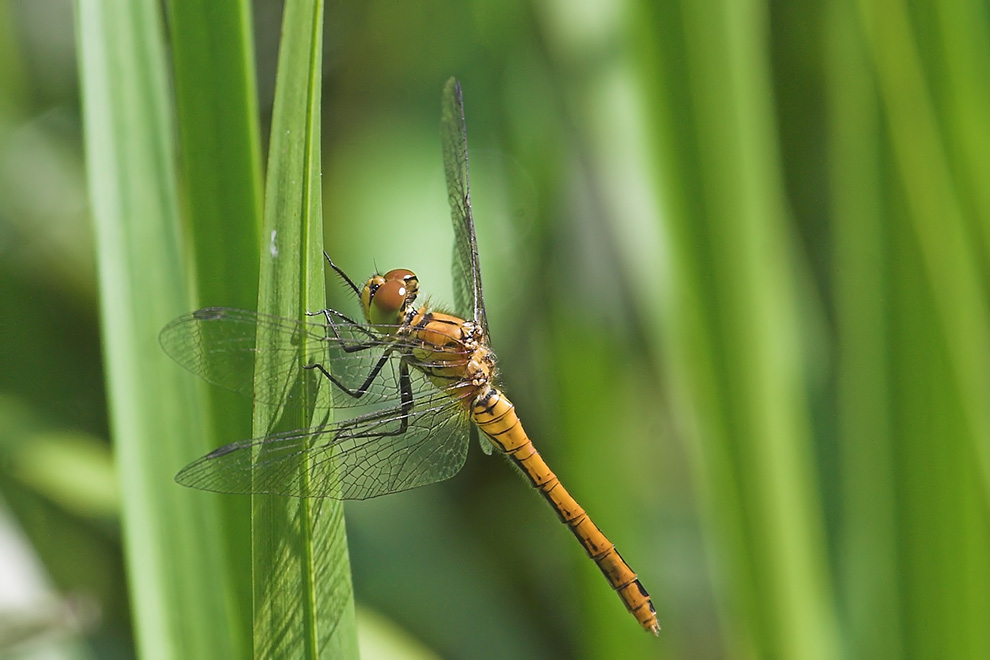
[251, 1, 357, 657]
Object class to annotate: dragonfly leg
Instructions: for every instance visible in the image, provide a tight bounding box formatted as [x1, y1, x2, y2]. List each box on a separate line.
[333, 356, 415, 441]
[308, 308, 380, 350]
[322, 251, 363, 297]
[303, 344, 397, 400]
[308, 307, 358, 325]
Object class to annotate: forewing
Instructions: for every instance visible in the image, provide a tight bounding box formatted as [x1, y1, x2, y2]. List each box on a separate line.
[159, 307, 452, 414]
[441, 77, 489, 338]
[174, 373, 473, 500]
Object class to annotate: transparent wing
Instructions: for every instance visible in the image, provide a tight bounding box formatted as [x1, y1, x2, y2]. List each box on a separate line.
[160, 307, 470, 412]
[174, 380, 472, 500]
[160, 307, 475, 498]
[441, 77, 489, 339]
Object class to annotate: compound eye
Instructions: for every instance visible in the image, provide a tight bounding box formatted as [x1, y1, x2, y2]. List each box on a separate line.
[369, 279, 407, 324]
[384, 268, 416, 283]
[383, 268, 418, 302]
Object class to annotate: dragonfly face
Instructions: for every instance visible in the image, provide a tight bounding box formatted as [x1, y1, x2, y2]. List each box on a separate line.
[360, 268, 420, 329]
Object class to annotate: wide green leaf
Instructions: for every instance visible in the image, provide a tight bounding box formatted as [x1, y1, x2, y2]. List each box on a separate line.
[76, 0, 244, 656]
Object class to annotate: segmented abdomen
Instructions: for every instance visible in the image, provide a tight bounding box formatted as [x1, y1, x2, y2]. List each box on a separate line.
[471, 387, 660, 635]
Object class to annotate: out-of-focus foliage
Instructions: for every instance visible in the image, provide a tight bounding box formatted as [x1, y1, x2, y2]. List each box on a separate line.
[1, 0, 987, 658]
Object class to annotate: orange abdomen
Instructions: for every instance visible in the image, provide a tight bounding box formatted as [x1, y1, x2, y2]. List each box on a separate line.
[471, 387, 660, 635]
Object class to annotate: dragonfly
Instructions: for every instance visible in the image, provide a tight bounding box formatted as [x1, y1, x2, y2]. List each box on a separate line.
[160, 77, 659, 635]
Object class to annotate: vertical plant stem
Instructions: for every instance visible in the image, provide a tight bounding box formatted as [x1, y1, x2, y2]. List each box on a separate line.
[251, 1, 358, 657]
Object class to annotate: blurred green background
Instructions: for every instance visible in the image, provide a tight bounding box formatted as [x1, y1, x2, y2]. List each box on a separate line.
[2, 0, 989, 659]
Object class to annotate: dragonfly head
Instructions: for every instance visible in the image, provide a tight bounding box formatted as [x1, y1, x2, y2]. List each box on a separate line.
[362, 268, 419, 329]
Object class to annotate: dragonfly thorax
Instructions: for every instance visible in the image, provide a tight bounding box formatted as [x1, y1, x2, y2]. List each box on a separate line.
[466, 345, 496, 389]
[361, 268, 419, 329]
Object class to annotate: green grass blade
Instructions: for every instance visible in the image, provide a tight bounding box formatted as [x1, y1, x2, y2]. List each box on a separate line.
[826, 4, 902, 656]
[251, 1, 357, 657]
[856, 0, 990, 503]
[167, 0, 265, 651]
[75, 0, 244, 656]
[169, 0, 263, 308]
[835, 1, 990, 656]
[632, 0, 841, 656]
